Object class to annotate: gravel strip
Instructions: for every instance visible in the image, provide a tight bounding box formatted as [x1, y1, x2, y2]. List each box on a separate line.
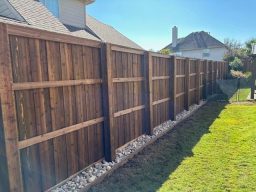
[51, 101, 206, 192]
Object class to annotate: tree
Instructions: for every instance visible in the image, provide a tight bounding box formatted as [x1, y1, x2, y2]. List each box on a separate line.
[244, 39, 256, 55]
[159, 48, 171, 55]
[223, 38, 254, 72]
[223, 38, 244, 62]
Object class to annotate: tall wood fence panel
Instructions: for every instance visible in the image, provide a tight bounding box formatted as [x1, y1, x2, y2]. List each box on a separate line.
[206, 61, 212, 95]
[188, 59, 199, 106]
[110, 46, 145, 149]
[199, 60, 206, 100]
[1, 24, 105, 192]
[152, 54, 171, 127]
[0, 23, 229, 192]
[175, 57, 187, 114]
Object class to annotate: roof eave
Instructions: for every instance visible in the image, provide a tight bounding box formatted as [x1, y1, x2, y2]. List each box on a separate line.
[176, 46, 227, 52]
[85, 0, 95, 5]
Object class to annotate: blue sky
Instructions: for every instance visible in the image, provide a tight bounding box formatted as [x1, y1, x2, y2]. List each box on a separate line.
[87, 0, 256, 51]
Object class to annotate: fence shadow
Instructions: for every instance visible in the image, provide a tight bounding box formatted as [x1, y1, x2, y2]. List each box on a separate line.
[88, 99, 228, 192]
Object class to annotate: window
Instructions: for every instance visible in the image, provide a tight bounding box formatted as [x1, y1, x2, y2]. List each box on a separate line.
[40, 0, 59, 17]
[175, 52, 182, 56]
[202, 49, 210, 57]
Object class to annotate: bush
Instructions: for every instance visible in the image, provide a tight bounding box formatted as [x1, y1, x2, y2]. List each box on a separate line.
[229, 57, 243, 71]
[159, 48, 171, 55]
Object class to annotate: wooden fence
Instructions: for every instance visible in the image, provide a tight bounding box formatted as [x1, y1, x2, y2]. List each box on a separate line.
[0, 23, 228, 192]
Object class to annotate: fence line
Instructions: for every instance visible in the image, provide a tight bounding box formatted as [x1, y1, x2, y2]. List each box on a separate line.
[0, 22, 228, 192]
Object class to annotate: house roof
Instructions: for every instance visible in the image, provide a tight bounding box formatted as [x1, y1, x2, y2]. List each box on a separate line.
[0, 0, 25, 21]
[0, 0, 143, 49]
[86, 15, 143, 50]
[164, 31, 226, 52]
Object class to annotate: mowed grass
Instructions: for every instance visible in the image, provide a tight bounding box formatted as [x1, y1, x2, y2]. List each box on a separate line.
[159, 103, 256, 192]
[89, 102, 256, 192]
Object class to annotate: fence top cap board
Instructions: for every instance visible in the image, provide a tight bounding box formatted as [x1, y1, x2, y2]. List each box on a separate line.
[3, 22, 103, 48]
[110, 43, 145, 54]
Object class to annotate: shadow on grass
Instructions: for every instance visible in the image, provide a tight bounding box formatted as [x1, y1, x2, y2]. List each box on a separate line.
[89, 99, 228, 192]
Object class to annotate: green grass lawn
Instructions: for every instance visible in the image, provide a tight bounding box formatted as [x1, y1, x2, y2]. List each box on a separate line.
[89, 102, 256, 192]
[159, 103, 256, 192]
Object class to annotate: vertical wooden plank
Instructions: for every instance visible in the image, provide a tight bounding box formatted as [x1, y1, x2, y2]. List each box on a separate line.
[112, 51, 119, 150]
[184, 58, 190, 110]
[132, 54, 139, 138]
[46, 41, 68, 183]
[92, 47, 103, 161]
[170, 56, 176, 120]
[101, 43, 115, 161]
[28, 38, 56, 191]
[0, 98, 9, 192]
[82, 46, 91, 164]
[204, 60, 208, 99]
[196, 59, 200, 104]
[0, 23, 23, 192]
[144, 51, 153, 135]
[138, 54, 144, 135]
[122, 52, 130, 143]
[72, 44, 87, 169]
[83, 47, 95, 164]
[34, 40, 55, 190]
[60, 43, 79, 176]
[128, 53, 135, 140]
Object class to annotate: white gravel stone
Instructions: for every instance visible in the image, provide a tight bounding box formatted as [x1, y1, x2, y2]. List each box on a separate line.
[51, 101, 205, 192]
[88, 176, 96, 183]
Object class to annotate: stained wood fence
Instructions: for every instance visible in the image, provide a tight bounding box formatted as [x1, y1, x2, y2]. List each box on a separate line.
[0, 23, 228, 192]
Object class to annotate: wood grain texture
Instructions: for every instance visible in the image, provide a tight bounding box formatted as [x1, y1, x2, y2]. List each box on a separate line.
[0, 23, 23, 192]
[0, 23, 229, 192]
[144, 52, 153, 135]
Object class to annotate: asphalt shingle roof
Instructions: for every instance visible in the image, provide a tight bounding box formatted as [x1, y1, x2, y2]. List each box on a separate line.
[0, 0, 143, 49]
[164, 31, 225, 52]
[86, 15, 143, 50]
[9, 0, 71, 34]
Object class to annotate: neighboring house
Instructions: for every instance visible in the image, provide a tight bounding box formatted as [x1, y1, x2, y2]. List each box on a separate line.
[0, 0, 143, 50]
[163, 26, 228, 61]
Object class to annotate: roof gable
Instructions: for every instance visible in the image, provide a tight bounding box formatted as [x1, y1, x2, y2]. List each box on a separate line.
[86, 15, 143, 50]
[164, 31, 226, 51]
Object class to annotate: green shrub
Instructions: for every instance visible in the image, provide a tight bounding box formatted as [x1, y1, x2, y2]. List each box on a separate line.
[229, 57, 243, 71]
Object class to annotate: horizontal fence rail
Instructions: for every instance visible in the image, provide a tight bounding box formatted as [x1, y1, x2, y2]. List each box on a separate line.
[0, 22, 229, 192]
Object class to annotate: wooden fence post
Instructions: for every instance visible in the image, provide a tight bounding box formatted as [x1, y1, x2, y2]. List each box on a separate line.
[0, 23, 23, 191]
[196, 59, 200, 104]
[144, 51, 153, 135]
[170, 56, 176, 120]
[101, 43, 116, 161]
[185, 58, 190, 110]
